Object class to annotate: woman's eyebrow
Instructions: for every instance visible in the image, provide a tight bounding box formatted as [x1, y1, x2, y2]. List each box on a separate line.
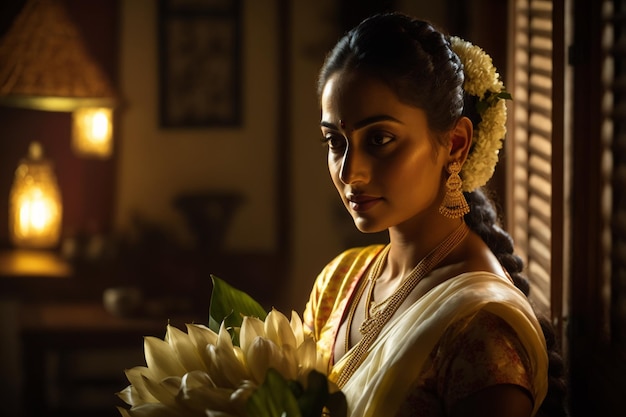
[353, 115, 403, 129]
[320, 115, 403, 130]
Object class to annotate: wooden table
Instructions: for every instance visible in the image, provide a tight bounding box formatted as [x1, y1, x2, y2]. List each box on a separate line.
[20, 302, 199, 417]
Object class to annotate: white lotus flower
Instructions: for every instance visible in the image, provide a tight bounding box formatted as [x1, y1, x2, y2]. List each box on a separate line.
[241, 309, 327, 388]
[117, 310, 329, 417]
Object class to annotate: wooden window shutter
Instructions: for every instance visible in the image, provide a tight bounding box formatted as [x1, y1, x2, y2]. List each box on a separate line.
[607, 0, 626, 344]
[568, 1, 626, 413]
[509, 0, 565, 327]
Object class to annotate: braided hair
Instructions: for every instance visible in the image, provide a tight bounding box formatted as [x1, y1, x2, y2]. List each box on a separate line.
[318, 12, 568, 416]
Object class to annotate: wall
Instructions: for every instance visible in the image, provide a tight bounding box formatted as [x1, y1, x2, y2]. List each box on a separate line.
[116, 0, 355, 311]
[287, 0, 344, 309]
[115, 0, 279, 252]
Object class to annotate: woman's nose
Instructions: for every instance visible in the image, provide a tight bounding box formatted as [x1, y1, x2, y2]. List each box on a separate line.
[339, 148, 370, 185]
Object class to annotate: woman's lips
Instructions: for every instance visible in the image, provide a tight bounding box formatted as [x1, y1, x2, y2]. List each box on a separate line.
[347, 195, 381, 212]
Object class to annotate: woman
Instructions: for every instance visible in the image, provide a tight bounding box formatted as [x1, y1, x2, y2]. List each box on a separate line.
[303, 13, 567, 417]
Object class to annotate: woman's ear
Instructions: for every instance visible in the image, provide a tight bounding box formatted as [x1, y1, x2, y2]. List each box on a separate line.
[448, 116, 473, 164]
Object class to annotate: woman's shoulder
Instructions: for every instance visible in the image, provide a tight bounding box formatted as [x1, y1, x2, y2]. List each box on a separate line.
[456, 230, 508, 276]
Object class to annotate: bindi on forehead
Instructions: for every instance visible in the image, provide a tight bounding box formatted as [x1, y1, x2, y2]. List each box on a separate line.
[338, 119, 355, 133]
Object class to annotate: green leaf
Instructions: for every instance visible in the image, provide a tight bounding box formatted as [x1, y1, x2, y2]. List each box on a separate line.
[209, 275, 268, 335]
[475, 89, 513, 117]
[290, 371, 347, 417]
[476, 99, 490, 115]
[297, 371, 329, 417]
[496, 91, 512, 100]
[246, 387, 272, 417]
[247, 368, 302, 417]
[208, 314, 221, 334]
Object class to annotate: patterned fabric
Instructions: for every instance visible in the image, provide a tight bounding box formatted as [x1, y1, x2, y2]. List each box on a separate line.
[302, 244, 384, 367]
[303, 246, 548, 417]
[397, 310, 533, 416]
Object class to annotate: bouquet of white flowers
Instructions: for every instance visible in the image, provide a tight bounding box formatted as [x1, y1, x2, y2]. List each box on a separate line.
[117, 276, 346, 417]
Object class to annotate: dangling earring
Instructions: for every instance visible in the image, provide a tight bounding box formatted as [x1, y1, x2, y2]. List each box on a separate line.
[439, 161, 470, 218]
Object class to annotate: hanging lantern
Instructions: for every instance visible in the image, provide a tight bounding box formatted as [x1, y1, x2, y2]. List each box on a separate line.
[9, 142, 63, 249]
[72, 107, 113, 158]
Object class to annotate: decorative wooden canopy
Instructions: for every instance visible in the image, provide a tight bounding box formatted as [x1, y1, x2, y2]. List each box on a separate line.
[0, 0, 116, 110]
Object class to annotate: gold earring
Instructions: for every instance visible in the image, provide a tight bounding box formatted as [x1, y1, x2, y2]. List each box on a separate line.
[439, 161, 470, 218]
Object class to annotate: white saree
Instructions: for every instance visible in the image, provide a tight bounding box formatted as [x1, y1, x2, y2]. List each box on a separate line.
[330, 271, 549, 417]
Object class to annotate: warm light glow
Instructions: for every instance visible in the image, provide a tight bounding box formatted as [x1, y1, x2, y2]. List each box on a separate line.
[72, 107, 113, 158]
[17, 185, 59, 234]
[90, 111, 110, 142]
[9, 143, 63, 249]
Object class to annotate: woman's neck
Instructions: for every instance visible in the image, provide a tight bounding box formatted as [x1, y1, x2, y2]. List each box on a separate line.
[386, 216, 466, 278]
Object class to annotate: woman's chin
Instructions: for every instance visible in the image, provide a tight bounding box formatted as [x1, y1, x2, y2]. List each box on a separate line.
[353, 218, 387, 234]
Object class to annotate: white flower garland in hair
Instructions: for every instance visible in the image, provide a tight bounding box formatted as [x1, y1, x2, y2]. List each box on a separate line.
[449, 36, 511, 192]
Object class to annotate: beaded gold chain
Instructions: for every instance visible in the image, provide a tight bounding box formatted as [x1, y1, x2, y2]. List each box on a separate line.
[363, 246, 394, 327]
[337, 221, 469, 388]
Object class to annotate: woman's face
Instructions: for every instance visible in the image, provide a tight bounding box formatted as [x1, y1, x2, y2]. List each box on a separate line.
[320, 70, 449, 233]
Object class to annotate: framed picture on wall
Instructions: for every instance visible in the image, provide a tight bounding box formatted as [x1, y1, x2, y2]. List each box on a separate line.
[158, 0, 242, 127]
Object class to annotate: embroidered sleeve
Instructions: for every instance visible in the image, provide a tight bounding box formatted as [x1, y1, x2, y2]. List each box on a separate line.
[435, 309, 534, 413]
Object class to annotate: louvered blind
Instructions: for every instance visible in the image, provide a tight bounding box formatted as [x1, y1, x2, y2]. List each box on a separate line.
[608, 0, 626, 344]
[511, 0, 554, 316]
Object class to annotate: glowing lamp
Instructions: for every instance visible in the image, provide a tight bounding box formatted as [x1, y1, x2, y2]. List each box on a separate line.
[0, 0, 119, 159]
[72, 107, 113, 158]
[9, 142, 63, 249]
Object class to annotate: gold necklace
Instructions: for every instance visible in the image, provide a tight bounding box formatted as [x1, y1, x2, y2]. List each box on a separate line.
[337, 221, 469, 388]
[343, 244, 390, 355]
[368, 294, 393, 317]
[363, 248, 393, 324]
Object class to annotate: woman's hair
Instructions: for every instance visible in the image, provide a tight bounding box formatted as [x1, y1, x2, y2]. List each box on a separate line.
[317, 13, 467, 140]
[318, 12, 568, 416]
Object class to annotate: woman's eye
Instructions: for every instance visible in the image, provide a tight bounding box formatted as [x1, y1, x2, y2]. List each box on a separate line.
[322, 134, 346, 150]
[369, 133, 393, 146]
